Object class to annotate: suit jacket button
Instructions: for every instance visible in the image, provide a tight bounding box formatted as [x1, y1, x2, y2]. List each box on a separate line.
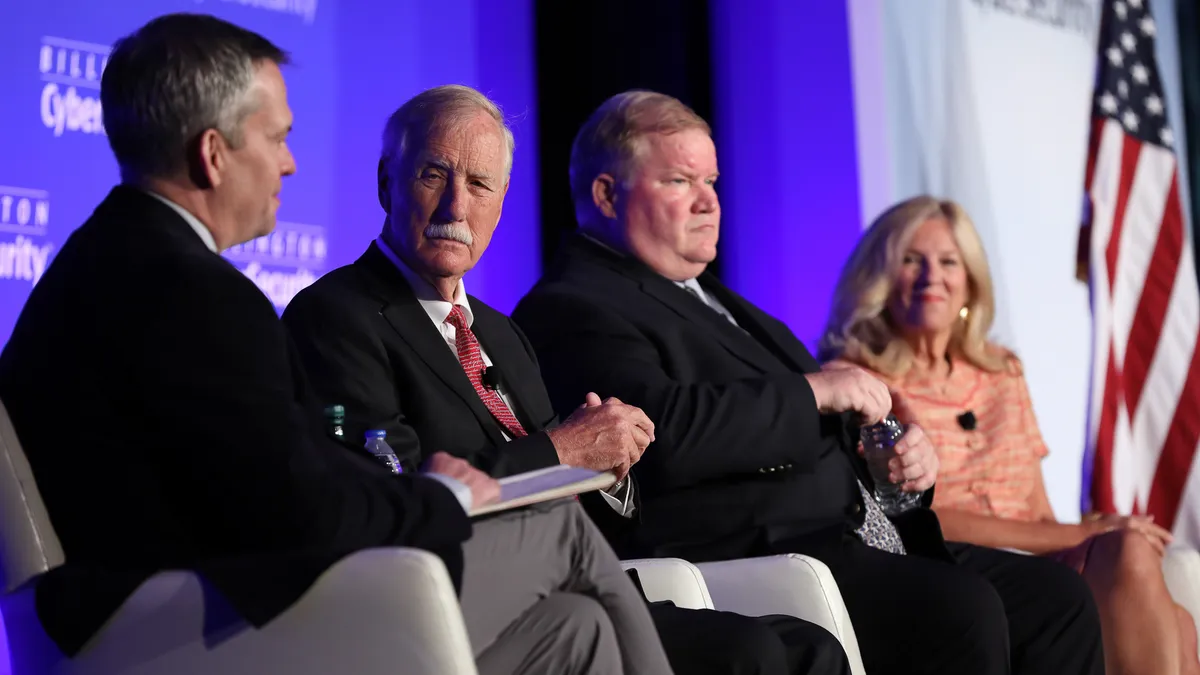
[758, 468, 768, 474]
[850, 503, 862, 515]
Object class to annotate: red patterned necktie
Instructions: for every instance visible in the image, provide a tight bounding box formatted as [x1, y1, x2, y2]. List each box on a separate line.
[445, 306, 527, 438]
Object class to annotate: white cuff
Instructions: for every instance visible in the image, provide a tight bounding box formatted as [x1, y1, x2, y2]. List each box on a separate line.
[600, 478, 636, 518]
[424, 472, 473, 513]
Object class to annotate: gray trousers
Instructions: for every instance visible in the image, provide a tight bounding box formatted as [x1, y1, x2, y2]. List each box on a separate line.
[460, 498, 674, 675]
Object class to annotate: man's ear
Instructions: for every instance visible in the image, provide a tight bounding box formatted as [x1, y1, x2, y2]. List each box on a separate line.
[377, 159, 391, 211]
[193, 128, 228, 189]
[592, 173, 619, 219]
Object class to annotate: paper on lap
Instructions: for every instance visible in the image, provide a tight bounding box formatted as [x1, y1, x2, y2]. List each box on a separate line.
[467, 465, 617, 517]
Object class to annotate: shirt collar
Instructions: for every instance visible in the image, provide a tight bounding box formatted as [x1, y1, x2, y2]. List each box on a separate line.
[143, 190, 219, 254]
[375, 236, 473, 328]
[676, 277, 704, 295]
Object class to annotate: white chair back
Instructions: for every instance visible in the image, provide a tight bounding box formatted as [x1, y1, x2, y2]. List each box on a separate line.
[0, 398, 64, 592]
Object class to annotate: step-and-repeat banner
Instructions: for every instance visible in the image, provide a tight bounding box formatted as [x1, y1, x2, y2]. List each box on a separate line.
[0, 0, 336, 345]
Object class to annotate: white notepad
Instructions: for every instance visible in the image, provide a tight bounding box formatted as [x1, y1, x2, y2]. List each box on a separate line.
[468, 465, 617, 517]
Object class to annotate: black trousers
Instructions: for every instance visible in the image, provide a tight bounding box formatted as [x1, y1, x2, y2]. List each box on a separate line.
[818, 537, 1104, 675]
[649, 603, 852, 675]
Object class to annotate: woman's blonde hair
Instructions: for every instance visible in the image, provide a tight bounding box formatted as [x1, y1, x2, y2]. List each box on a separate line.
[817, 195, 1010, 376]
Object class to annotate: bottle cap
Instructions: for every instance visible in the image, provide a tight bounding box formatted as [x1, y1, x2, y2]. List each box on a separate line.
[324, 404, 345, 417]
[365, 429, 387, 439]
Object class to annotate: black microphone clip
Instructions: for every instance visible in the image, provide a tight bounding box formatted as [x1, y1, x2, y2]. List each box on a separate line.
[957, 411, 977, 431]
[482, 365, 502, 391]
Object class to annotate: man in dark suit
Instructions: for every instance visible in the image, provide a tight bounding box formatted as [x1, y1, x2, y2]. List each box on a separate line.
[511, 90, 1107, 675]
[0, 17, 664, 675]
[282, 84, 852, 675]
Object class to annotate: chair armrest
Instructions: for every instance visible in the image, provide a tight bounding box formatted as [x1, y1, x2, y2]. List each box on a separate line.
[696, 554, 866, 675]
[4, 548, 477, 675]
[620, 558, 714, 610]
[1164, 545, 1200, 629]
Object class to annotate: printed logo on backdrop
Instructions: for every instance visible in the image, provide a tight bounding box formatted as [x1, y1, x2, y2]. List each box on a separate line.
[224, 221, 327, 308]
[970, 0, 1100, 36]
[193, 0, 319, 25]
[39, 37, 108, 138]
[0, 186, 54, 286]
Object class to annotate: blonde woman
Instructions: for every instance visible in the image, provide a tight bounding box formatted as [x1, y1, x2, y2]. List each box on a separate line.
[819, 195, 1199, 675]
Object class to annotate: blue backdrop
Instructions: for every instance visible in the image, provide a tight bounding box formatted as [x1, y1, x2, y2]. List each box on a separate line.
[0, 0, 537, 669]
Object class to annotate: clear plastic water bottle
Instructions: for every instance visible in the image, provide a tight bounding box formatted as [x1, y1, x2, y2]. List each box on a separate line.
[365, 430, 403, 475]
[861, 414, 921, 516]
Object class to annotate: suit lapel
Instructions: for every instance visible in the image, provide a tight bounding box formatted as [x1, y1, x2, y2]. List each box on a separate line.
[700, 277, 820, 374]
[637, 277, 786, 374]
[360, 245, 508, 446]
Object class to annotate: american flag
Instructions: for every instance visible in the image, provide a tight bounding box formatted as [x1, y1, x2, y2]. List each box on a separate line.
[1080, 0, 1200, 543]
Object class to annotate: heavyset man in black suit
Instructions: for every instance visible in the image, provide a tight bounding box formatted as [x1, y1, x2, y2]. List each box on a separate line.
[511, 91, 1107, 675]
[283, 84, 852, 675]
[0, 16, 677, 675]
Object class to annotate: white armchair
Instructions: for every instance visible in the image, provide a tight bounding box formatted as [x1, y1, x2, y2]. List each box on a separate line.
[697, 556, 867, 675]
[620, 557, 714, 610]
[3, 548, 478, 675]
[1163, 545, 1200, 650]
[623, 554, 866, 675]
[0, 397, 479, 675]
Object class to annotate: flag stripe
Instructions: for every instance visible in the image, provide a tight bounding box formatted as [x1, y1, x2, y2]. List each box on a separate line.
[1083, 0, 1198, 542]
[1090, 348, 1122, 513]
[1144, 180, 1200, 530]
[1103, 137, 1146, 295]
[1122, 150, 1181, 414]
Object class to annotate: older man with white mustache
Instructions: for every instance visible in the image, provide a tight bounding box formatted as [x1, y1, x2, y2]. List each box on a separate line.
[283, 85, 854, 675]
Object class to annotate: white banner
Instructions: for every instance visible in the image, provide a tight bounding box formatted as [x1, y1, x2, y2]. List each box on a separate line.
[851, 0, 1102, 520]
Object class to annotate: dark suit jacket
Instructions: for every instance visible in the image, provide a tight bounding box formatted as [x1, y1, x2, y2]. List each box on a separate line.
[0, 187, 470, 655]
[511, 234, 948, 565]
[281, 243, 562, 477]
[281, 243, 637, 537]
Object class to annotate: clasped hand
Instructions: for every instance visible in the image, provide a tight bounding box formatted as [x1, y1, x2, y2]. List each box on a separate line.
[546, 392, 655, 480]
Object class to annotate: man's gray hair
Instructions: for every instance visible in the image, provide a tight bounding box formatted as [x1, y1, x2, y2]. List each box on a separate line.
[101, 13, 289, 182]
[569, 90, 711, 226]
[379, 85, 515, 181]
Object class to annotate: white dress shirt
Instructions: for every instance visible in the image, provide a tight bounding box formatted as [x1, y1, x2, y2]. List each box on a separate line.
[144, 190, 219, 253]
[376, 237, 634, 515]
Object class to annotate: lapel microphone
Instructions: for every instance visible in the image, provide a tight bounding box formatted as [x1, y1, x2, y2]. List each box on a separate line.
[957, 411, 977, 431]
[482, 365, 502, 391]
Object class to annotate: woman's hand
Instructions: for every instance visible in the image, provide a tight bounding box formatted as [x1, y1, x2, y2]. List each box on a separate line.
[1082, 513, 1174, 555]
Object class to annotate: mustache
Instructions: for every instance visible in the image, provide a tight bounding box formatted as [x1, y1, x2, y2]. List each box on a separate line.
[424, 223, 473, 246]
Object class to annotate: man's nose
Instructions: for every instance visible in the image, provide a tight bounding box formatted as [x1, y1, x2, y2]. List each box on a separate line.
[694, 185, 718, 214]
[436, 180, 469, 222]
[281, 146, 297, 176]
